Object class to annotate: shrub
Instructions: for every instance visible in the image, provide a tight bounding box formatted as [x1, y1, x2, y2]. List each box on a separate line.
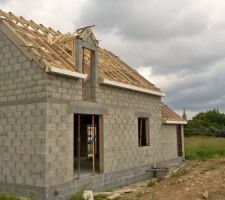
[146, 178, 156, 187]
[184, 109, 225, 137]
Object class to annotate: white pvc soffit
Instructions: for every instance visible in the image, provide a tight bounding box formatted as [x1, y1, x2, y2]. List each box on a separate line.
[101, 79, 165, 97]
[47, 67, 87, 79]
[164, 120, 187, 125]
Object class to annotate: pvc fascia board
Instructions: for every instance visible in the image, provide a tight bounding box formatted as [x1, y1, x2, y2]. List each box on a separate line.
[101, 79, 165, 97]
[48, 67, 87, 79]
[164, 120, 187, 125]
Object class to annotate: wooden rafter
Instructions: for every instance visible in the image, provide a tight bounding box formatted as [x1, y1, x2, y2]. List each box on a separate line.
[0, 10, 77, 72]
[0, 10, 162, 93]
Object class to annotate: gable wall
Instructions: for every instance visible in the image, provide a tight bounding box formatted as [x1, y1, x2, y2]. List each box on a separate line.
[0, 30, 47, 188]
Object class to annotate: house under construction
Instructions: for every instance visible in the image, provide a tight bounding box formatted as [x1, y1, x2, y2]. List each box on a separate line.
[0, 10, 186, 200]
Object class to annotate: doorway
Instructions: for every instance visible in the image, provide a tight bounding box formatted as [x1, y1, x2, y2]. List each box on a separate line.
[74, 114, 103, 178]
[177, 125, 183, 157]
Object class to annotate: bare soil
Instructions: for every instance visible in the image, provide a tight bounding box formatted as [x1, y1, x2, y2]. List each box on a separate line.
[113, 159, 225, 200]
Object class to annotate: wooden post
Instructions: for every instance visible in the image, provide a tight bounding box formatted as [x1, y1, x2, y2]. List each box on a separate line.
[92, 115, 95, 174]
[77, 114, 81, 179]
[139, 118, 142, 146]
[99, 115, 104, 173]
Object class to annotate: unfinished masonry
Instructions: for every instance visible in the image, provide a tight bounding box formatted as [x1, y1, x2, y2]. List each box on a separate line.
[0, 10, 187, 200]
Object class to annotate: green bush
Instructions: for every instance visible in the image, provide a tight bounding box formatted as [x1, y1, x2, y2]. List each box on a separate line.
[184, 109, 225, 137]
[185, 136, 225, 160]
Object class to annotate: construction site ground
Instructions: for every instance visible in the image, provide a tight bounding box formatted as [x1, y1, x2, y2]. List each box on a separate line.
[100, 159, 225, 200]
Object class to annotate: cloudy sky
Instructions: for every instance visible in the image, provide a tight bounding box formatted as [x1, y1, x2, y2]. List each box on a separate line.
[1, 0, 225, 119]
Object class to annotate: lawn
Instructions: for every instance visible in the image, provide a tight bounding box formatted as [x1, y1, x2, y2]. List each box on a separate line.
[185, 136, 225, 160]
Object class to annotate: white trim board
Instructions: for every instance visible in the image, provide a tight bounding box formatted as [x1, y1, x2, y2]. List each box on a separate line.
[101, 79, 165, 97]
[164, 120, 187, 125]
[47, 67, 87, 79]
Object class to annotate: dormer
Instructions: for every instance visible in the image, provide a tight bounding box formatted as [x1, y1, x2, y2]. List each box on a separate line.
[74, 26, 99, 102]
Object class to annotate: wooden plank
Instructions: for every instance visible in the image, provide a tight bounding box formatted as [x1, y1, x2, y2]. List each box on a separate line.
[77, 114, 81, 179]
[99, 115, 104, 173]
[92, 115, 95, 174]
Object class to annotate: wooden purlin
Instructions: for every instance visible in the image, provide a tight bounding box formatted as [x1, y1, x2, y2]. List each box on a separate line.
[11, 24, 61, 66]
[99, 49, 140, 84]
[103, 49, 160, 91]
[98, 48, 161, 91]
[101, 49, 147, 86]
[7, 11, 60, 37]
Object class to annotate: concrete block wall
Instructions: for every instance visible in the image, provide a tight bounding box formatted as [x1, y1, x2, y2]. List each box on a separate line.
[0, 103, 46, 187]
[0, 26, 182, 199]
[0, 30, 47, 187]
[97, 85, 179, 173]
[45, 102, 74, 187]
[46, 73, 82, 101]
[159, 124, 178, 161]
[45, 74, 82, 187]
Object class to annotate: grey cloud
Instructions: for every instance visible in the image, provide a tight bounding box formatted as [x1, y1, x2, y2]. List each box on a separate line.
[78, 0, 225, 116]
[0, 0, 225, 117]
[165, 65, 225, 112]
[77, 0, 209, 40]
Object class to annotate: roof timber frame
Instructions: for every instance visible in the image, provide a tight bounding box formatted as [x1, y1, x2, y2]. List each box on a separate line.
[0, 10, 164, 95]
[0, 10, 77, 72]
[161, 103, 187, 124]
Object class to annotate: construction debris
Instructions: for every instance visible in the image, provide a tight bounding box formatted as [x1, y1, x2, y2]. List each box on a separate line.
[83, 190, 94, 200]
[93, 188, 136, 199]
[202, 190, 209, 199]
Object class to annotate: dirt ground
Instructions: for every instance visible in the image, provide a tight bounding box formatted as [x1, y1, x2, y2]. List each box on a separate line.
[110, 159, 225, 200]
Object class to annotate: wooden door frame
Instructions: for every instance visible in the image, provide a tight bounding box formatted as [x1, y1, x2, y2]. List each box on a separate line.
[99, 115, 104, 173]
[177, 125, 183, 157]
[74, 114, 104, 178]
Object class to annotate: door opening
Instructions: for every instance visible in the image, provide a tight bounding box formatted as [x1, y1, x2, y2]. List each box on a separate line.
[177, 125, 183, 157]
[74, 114, 102, 178]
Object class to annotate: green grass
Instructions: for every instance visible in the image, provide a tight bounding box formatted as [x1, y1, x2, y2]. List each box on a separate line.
[146, 178, 157, 187]
[0, 195, 21, 200]
[185, 136, 225, 160]
[69, 193, 84, 200]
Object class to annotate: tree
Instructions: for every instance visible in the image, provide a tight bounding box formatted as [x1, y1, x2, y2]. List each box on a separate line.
[184, 109, 225, 137]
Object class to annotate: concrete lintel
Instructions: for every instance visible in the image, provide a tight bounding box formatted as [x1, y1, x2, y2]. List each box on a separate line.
[0, 97, 71, 106]
[69, 101, 108, 115]
[135, 112, 151, 118]
[82, 41, 97, 51]
[0, 97, 47, 106]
